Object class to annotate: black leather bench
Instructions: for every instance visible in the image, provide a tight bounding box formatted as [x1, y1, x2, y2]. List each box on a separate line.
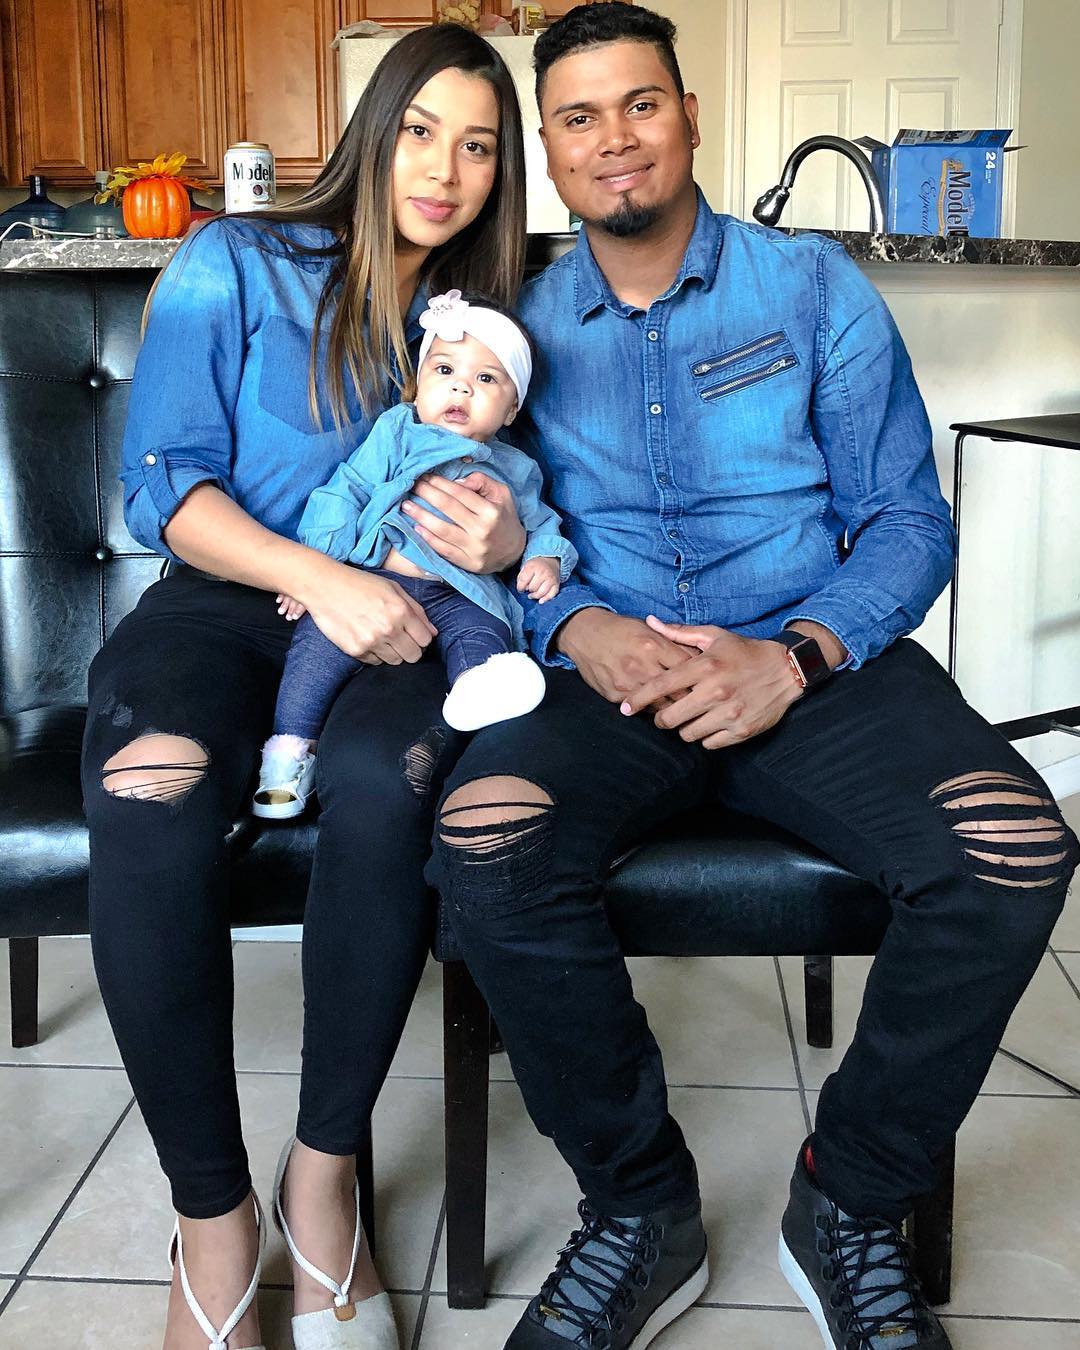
[0, 263, 953, 1311]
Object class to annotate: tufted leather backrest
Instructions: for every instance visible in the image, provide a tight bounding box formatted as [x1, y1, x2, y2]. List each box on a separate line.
[0, 270, 163, 717]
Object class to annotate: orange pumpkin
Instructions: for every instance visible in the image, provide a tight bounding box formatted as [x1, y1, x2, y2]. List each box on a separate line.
[122, 176, 191, 239]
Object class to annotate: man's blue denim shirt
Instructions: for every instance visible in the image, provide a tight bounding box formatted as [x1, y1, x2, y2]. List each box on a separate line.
[514, 190, 956, 670]
[121, 219, 425, 562]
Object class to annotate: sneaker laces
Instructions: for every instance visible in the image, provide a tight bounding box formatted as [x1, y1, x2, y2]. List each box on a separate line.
[819, 1212, 923, 1350]
[536, 1201, 659, 1348]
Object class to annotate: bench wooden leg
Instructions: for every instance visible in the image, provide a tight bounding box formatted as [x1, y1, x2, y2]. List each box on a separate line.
[909, 1137, 955, 1307]
[443, 960, 491, 1309]
[9, 937, 39, 1048]
[357, 1120, 375, 1259]
[803, 954, 833, 1049]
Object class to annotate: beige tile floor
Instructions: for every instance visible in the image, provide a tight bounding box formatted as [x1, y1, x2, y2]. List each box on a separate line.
[1, 797, 1078, 1349]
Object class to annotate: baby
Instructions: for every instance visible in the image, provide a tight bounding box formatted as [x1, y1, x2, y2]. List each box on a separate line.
[253, 290, 576, 818]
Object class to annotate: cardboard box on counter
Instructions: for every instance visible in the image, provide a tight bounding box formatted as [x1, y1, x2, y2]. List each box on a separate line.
[856, 130, 1018, 238]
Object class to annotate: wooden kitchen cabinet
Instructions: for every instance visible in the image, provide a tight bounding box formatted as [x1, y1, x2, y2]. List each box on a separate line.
[224, 0, 340, 183]
[0, 0, 104, 186]
[355, 1, 441, 23]
[1, 0, 611, 190]
[99, 0, 225, 181]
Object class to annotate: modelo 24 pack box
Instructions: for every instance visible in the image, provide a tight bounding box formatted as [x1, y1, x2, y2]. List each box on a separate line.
[855, 130, 1016, 237]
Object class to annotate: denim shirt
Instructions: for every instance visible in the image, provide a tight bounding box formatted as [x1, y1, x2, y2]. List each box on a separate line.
[120, 218, 426, 562]
[298, 402, 577, 648]
[513, 189, 955, 669]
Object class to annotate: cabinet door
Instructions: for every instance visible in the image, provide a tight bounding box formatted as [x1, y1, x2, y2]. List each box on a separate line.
[355, 1, 441, 25]
[224, 0, 340, 185]
[2, 0, 103, 185]
[99, 0, 224, 182]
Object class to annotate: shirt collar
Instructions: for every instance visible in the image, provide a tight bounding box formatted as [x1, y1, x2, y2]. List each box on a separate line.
[572, 185, 722, 323]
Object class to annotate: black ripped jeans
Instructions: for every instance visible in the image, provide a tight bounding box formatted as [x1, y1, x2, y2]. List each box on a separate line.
[82, 571, 465, 1218]
[427, 640, 1080, 1224]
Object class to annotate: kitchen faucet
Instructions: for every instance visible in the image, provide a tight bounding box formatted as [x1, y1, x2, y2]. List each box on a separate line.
[752, 135, 886, 233]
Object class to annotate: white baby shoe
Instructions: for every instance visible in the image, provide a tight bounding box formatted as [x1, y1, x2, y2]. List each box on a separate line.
[252, 735, 317, 819]
[442, 651, 546, 732]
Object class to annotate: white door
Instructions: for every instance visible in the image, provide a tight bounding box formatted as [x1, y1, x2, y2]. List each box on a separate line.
[736, 0, 1019, 232]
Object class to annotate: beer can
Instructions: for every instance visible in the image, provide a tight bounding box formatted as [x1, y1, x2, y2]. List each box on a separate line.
[224, 142, 276, 213]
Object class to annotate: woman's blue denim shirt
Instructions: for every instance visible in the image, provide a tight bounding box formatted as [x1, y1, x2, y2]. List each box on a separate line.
[121, 218, 426, 562]
[514, 190, 956, 669]
[298, 402, 577, 648]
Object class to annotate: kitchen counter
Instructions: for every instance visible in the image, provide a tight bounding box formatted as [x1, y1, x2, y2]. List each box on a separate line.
[4, 229, 1080, 271]
[0, 237, 180, 270]
[782, 229, 1080, 267]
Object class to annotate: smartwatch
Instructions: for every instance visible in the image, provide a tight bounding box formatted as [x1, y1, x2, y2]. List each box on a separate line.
[770, 629, 832, 692]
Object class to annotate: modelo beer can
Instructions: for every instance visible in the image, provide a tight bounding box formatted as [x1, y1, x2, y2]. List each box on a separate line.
[224, 143, 276, 213]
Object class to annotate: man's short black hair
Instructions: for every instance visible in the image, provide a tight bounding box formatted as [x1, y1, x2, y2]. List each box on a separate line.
[533, 3, 684, 113]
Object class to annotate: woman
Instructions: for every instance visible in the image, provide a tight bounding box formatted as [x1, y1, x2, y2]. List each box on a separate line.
[80, 25, 526, 1350]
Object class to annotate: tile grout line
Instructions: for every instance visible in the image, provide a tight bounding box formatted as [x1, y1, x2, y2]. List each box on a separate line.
[408, 1189, 447, 1350]
[773, 958, 812, 1135]
[0, 1094, 136, 1321]
[1049, 946, 1080, 1002]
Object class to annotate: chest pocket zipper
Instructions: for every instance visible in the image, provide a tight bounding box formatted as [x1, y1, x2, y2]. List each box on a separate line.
[700, 352, 799, 402]
[692, 330, 786, 378]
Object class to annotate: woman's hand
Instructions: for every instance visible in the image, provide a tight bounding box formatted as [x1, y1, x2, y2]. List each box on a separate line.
[401, 472, 526, 573]
[297, 557, 437, 665]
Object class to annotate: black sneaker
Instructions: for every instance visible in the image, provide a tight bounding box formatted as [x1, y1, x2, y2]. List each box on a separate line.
[779, 1144, 953, 1349]
[505, 1196, 708, 1349]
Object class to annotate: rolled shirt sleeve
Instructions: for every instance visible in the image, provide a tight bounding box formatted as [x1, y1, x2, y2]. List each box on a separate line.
[120, 222, 245, 559]
[789, 244, 956, 668]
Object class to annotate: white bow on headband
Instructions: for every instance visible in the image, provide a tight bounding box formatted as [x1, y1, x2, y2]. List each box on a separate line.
[417, 290, 532, 407]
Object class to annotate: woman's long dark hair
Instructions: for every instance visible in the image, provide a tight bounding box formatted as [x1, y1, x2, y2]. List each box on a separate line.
[258, 24, 527, 428]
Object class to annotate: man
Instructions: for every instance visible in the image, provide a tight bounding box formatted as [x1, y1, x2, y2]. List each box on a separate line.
[423, 7, 1080, 1348]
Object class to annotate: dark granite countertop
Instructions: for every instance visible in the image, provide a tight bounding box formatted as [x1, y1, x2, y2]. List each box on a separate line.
[4, 229, 1080, 272]
[781, 229, 1080, 267]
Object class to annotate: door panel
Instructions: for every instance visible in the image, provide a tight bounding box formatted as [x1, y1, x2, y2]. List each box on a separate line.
[4, 0, 103, 184]
[100, 0, 224, 182]
[743, 0, 1005, 231]
[224, 0, 339, 183]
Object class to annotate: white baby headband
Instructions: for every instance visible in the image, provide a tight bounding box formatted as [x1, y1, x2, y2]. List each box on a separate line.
[417, 290, 532, 407]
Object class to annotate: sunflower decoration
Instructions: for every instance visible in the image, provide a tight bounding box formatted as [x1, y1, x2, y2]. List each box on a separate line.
[97, 152, 206, 239]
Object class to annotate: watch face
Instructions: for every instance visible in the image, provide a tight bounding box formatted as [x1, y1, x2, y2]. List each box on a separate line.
[792, 638, 830, 688]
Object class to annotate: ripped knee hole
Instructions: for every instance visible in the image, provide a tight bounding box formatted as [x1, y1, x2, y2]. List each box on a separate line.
[930, 769, 1075, 890]
[437, 777, 554, 899]
[101, 733, 209, 804]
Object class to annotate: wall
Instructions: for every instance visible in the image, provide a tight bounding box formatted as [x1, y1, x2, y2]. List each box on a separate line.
[1013, 0, 1080, 242]
[650, 0, 727, 209]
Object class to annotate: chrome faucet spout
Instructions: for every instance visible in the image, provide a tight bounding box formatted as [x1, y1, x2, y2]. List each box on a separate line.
[753, 135, 885, 233]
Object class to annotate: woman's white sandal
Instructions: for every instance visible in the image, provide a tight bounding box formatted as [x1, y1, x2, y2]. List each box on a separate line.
[169, 1193, 267, 1350]
[273, 1137, 400, 1350]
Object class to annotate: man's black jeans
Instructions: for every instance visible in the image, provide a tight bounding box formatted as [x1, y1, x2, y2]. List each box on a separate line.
[428, 639, 1079, 1224]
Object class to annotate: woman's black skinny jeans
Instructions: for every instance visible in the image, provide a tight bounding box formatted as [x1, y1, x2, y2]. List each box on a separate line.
[82, 570, 464, 1218]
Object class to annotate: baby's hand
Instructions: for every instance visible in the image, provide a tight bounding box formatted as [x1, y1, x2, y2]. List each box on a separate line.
[276, 594, 307, 621]
[516, 556, 561, 604]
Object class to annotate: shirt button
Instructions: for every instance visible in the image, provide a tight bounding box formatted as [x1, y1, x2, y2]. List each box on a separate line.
[648, 330, 659, 341]
[657, 472, 670, 486]
[144, 454, 157, 466]
[650, 403, 662, 415]
[462, 455, 473, 463]
[678, 582, 690, 593]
